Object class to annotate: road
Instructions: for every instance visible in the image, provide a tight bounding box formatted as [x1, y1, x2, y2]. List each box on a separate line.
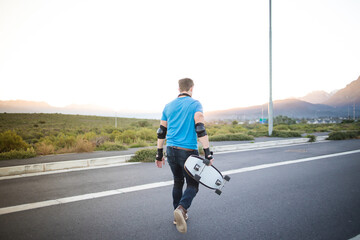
[0, 139, 359, 240]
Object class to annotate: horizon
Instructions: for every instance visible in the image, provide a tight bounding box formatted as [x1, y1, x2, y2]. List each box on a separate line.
[1, 0, 359, 113]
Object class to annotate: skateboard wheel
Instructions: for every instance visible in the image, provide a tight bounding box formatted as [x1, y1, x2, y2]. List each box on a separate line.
[215, 189, 222, 195]
[194, 174, 201, 182]
[203, 159, 210, 166]
[224, 175, 231, 182]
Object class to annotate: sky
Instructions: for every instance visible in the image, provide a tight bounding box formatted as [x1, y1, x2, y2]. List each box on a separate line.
[0, 0, 359, 114]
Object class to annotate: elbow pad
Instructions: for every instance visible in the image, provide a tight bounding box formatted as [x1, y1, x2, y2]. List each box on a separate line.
[195, 122, 207, 138]
[157, 125, 167, 139]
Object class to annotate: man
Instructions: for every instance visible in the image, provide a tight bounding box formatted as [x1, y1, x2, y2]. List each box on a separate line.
[155, 78, 214, 234]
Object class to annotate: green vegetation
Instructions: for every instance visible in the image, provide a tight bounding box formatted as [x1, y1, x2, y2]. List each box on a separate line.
[209, 133, 254, 141]
[129, 148, 157, 162]
[327, 131, 360, 140]
[306, 135, 317, 142]
[0, 113, 158, 160]
[0, 113, 359, 160]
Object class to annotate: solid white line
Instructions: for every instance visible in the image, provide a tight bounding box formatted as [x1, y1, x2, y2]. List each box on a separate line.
[0, 162, 140, 181]
[0, 181, 173, 215]
[222, 149, 360, 175]
[349, 234, 360, 240]
[215, 141, 326, 155]
[0, 149, 359, 216]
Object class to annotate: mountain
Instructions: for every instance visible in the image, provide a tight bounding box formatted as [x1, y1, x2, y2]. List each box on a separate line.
[206, 99, 337, 120]
[0, 100, 56, 113]
[207, 76, 360, 120]
[1, 76, 359, 120]
[299, 90, 332, 104]
[323, 76, 360, 107]
[0, 100, 161, 119]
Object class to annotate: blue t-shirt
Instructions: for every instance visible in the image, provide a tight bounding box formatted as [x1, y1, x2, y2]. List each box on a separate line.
[161, 96, 203, 150]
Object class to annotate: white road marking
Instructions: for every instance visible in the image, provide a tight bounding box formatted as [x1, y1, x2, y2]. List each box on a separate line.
[0, 149, 359, 216]
[215, 141, 324, 155]
[0, 181, 173, 215]
[349, 234, 360, 240]
[222, 149, 360, 175]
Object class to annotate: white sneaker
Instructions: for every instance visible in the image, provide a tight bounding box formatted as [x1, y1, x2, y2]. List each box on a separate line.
[173, 205, 187, 233]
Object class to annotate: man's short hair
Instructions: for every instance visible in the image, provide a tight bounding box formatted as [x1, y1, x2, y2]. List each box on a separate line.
[178, 78, 194, 92]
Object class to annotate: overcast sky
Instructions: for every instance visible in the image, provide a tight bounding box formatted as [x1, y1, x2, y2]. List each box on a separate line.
[0, 0, 359, 113]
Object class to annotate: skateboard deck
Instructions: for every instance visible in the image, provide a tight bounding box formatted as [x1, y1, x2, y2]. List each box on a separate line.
[184, 155, 230, 195]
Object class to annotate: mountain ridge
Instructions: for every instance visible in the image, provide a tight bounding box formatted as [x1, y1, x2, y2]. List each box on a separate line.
[1, 76, 359, 120]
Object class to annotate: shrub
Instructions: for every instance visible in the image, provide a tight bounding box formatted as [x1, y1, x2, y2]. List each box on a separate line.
[35, 142, 55, 155]
[274, 124, 290, 131]
[306, 135, 317, 142]
[271, 130, 302, 138]
[0, 130, 29, 153]
[209, 133, 254, 141]
[248, 130, 268, 137]
[136, 128, 157, 142]
[117, 130, 137, 144]
[130, 141, 149, 148]
[54, 134, 76, 149]
[93, 136, 110, 147]
[327, 131, 360, 140]
[130, 148, 157, 162]
[0, 148, 37, 160]
[96, 142, 128, 151]
[74, 138, 95, 153]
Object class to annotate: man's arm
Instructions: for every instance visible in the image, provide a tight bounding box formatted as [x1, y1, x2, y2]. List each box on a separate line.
[194, 112, 213, 165]
[156, 120, 167, 168]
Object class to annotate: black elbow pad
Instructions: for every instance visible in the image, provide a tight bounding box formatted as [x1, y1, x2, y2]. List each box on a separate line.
[195, 122, 207, 138]
[157, 125, 167, 139]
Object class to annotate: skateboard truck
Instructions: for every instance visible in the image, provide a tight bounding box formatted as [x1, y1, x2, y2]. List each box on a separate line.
[215, 175, 231, 195]
[194, 164, 201, 171]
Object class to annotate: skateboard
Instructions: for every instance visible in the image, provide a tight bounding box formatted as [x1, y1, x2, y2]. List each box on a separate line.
[184, 155, 230, 195]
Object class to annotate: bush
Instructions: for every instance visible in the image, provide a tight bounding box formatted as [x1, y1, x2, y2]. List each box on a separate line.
[35, 142, 55, 155]
[96, 142, 128, 151]
[306, 135, 317, 142]
[209, 133, 254, 141]
[136, 128, 157, 142]
[0, 130, 29, 153]
[0, 148, 37, 160]
[327, 131, 360, 140]
[248, 130, 268, 137]
[74, 138, 95, 153]
[129, 148, 157, 162]
[129, 141, 149, 148]
[116, 130, 137, 144]
[271, 130, 302, 138]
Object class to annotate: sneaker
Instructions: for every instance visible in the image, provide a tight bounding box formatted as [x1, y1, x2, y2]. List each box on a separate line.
[173, 205, 188, 233]
[173, 212, 188, 225]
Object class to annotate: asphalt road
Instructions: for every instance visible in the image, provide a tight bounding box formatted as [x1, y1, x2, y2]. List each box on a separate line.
[0, 139, 359, 240]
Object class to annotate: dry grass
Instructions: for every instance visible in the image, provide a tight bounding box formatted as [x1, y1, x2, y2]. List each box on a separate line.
[35, 142, 55, 155]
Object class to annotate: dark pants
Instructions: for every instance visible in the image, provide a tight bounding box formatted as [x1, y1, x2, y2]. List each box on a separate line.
[166, 146, 199, 210]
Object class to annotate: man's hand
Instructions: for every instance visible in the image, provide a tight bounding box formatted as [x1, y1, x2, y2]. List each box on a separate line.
[155, 158, 165, 168]
[208, 158, 214, 166]
[155, 148, 165, 168]
[203, 148, 214, 166]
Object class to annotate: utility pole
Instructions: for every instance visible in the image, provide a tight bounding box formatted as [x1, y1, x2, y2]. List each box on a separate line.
[354, 103, 356, 121]
[115, 112, 117, 128]
[268, 0, 274, 135]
